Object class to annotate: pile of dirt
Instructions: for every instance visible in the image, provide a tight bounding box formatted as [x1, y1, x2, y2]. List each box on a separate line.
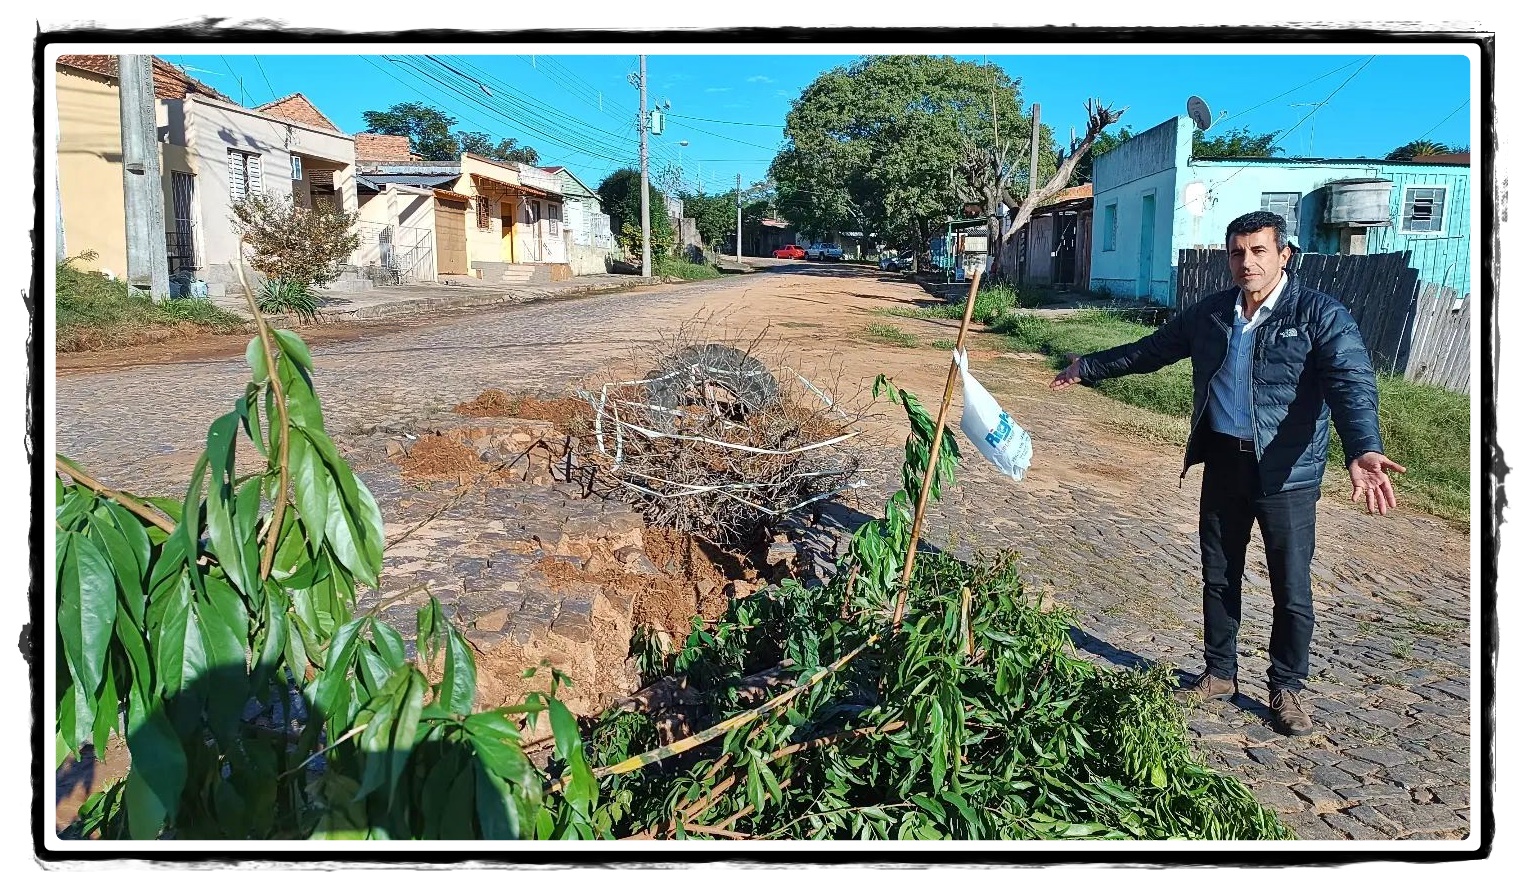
[397, 434, 485, 482]
[454, 390, 596, 435]
[533, 528, 767, 649]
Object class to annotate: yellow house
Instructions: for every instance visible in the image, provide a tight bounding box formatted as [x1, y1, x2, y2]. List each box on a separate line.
[459, 153, 569, 272]
[54, 56, 360, 296]
[54, 55, 228, 278]
[356, 148, 571, 282]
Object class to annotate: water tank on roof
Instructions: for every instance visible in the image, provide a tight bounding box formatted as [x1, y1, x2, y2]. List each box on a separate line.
[1322, 179, 1393, 227]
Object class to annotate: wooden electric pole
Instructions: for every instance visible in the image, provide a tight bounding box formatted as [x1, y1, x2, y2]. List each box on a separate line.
[638, 55, 652, 278]
[118, 54, 169, 299]
[735, 173, 743, 262]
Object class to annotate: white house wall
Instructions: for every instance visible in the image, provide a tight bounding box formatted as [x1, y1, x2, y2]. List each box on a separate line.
[181, 96, 356, 289]
[1088, 116, 1192, 302]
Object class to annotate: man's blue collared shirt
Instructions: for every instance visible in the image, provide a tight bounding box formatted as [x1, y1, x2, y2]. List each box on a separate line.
[1207, 272, 1287, 441]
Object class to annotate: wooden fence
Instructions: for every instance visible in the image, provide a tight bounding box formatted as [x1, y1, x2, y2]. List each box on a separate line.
[1175, 249, 1470, 393]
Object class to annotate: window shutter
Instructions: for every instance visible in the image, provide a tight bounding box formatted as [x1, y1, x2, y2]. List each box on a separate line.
[249, 155, 261, 196]
[229, 150, 245, 202]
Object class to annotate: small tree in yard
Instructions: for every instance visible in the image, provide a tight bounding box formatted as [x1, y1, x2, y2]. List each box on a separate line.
[231, 193, 362, 319]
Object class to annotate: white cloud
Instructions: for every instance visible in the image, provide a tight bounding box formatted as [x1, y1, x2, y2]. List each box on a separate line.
[705, 87, 733, 93]
[747, 75, 775, 83]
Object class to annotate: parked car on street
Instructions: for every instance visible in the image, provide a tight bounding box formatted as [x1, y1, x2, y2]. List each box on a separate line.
[878, 252, 912, 272]
[817, 243, 844, 261]
[772, 244, 807, 260]
[803, 243, 823, 260]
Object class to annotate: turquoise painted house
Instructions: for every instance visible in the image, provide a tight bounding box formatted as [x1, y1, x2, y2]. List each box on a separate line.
[1088, 115, 1473, 306]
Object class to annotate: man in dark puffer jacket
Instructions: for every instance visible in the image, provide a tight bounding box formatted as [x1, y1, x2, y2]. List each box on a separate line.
[1051, 211, 1407, 736]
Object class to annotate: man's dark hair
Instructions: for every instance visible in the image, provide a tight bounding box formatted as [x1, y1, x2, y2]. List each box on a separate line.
[1225, 211, 1292, 252]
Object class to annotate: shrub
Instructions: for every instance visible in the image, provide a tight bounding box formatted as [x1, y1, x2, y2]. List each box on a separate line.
[230, 193, 361, 289]
[257, 278, 322, 321]
[653, 254, 721, 280]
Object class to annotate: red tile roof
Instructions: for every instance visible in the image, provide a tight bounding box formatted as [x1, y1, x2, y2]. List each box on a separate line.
[56, 55, 235, 103]
[256, 93, 343, 133]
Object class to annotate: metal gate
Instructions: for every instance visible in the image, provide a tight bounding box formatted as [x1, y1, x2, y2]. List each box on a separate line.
[169, 171, 197, 273]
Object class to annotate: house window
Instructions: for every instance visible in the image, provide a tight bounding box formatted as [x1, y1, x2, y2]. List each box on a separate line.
[291, 155, 303, 181]
[475, 196, 491, 230]
[1260, 191, 1300, 228]
[1400, 185, 1447, 234]
[229, 150, 262, 202]
[1102, 202, 1118, 251]
[548, 202, 561, 236]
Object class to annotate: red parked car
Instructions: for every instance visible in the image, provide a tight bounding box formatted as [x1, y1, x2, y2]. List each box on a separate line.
[772, 244, 807, 260]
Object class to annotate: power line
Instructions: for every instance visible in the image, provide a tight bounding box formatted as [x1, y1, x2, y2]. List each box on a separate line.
[428, 55, 686, 169]
[1214, 58, 1367, 129]
[252, 56, 279, 104]
[390, 57, 639, 165]
[358, 56, 634, 173]
[1170, 56, 1376, 216]
[219, 56, 247, 105]
[1416, 100, 1469, 143]
[667, 116, 782, 151]
[668, 112, 784, 128]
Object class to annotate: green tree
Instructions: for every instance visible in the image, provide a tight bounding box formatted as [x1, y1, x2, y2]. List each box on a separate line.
[1385, 139, 1463, 161]
[1192, 126, 1283, 158]
[458, 131, 541, 165]
[678, 191, 736, 250]
[361, 102, 461, 161]
[771, 56, 1052, 253]
[1072, 126, 1134, 184]
[596, 168, 674, 257]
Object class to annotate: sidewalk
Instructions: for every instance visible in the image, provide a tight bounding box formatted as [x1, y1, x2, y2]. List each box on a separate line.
[210, 271, 737, 323]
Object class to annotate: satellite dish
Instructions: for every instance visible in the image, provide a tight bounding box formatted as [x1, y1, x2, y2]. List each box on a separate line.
[1187, 96, 1213, 131]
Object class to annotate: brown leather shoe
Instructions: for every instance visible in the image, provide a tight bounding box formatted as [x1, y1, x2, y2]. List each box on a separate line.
[1269, 689, 1315, 736]
[1177, 671, 1238, 702]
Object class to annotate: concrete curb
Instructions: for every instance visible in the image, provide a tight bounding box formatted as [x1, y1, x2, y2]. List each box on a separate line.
[237, 275, 701, 326]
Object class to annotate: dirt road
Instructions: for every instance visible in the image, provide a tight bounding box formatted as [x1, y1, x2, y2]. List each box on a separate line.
[52, 261, 1473, 840]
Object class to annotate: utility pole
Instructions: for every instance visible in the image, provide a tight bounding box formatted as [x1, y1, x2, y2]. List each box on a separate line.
[1027, 103, 1041, 202]
[638, 55, 652, 278]
[735, 173, 743, 262]
[119, 54, 170, 299]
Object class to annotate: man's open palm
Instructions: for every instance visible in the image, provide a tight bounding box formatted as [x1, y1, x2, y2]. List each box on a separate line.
[1051, 356, 1083, 390]
[1349, 452, 1406, 515]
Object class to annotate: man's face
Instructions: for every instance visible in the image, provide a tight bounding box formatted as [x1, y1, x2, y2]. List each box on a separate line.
[1226, 227, 1292, 294]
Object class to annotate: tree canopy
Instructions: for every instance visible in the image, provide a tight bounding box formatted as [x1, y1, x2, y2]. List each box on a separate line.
[597, 168, 674, 256]
[769, 55, 1056, 250]
[457, 131, 541, 165]
[1072, 126, 1134, 184]
[1191, 126, 1283, 159]
[361, 102, 541, 164]
[1386, 139, 1465, 161]
[678, 190, 736, 251]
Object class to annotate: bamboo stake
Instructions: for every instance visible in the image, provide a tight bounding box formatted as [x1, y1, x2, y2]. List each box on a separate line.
[891, 267, 983, 631]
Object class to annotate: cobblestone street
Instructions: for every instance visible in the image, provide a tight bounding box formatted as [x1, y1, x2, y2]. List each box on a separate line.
[53, 263, 1476, 841]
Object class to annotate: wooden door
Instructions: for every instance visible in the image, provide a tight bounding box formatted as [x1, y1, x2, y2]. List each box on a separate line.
[434, 198, 468, 275]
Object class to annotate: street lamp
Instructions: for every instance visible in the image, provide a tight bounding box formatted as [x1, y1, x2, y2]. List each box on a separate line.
[678, 140, 689, 187]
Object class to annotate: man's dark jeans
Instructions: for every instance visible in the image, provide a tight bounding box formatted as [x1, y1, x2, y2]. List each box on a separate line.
[1198, 431, 1320, 693]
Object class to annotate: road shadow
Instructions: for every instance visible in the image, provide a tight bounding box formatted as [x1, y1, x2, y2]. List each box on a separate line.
[1069, 627, 1159, 670]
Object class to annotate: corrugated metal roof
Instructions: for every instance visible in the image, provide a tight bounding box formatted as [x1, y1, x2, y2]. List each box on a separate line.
[358, 173, 460, 189]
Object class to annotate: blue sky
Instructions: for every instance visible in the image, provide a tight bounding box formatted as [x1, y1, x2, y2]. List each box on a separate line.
[162, 52, 1474, 196]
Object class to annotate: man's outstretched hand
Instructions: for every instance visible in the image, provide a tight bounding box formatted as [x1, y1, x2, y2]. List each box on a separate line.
[1349, 452, 1407, 515]
[1051, 356, 1083, 391]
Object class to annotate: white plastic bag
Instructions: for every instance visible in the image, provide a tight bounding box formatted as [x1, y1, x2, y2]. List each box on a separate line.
[953, 348, 1032, 481]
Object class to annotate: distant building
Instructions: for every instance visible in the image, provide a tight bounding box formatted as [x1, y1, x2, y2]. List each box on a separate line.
[1089, 115, 1472, 305]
